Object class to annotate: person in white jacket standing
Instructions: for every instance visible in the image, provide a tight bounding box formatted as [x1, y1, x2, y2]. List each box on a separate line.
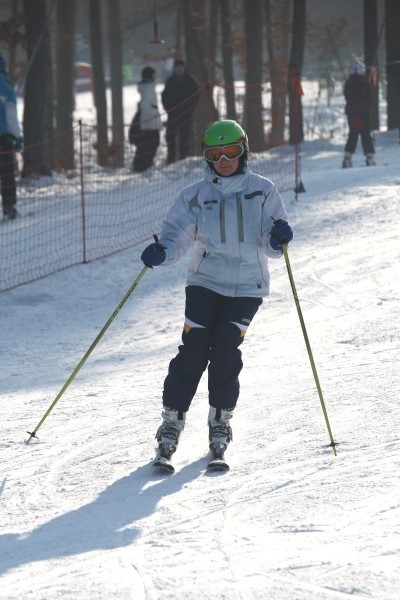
[141, 119, 293, 471]
[132, 66, 162, 172]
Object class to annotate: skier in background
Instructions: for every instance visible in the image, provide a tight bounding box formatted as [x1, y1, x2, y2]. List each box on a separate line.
[141, 119, 293, 470]
[132, 66, 163, 173]
[342, 59, 376, 168]
[0, 55, 23, 220]
[161, 59, 199, 164]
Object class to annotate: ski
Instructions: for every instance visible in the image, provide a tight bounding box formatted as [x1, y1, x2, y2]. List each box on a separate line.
[153, 456, 175, 474]
[0, 211, 34, 225]
[207, 457, 230, 472]
[207, 443, 230, 472]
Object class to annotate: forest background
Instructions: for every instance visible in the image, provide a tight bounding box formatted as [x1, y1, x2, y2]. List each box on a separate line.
[0, 0, 399, 175]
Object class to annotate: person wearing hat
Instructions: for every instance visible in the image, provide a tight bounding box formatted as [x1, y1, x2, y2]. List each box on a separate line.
[140, 119, 293, 471]
[132, 66, 163, 173]
[0, 55, 23, 220]
[161, 59, 199, 164]
[342, 59, 376, 168]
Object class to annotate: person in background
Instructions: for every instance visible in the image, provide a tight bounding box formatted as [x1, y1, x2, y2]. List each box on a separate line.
[161, 59, 199, 164]
[140, 119, 293, 470]
[342, 59, 376, 168]
[133, 66, 163, 173]
[0, 54, 23, 220]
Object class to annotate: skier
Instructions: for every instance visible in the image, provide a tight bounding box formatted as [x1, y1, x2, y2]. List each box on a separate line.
[342, 59, 376, 168]
[0, 55, 23, 220]
[141, 119, 293, 471]
[132, 66, 163, 173]
[161, 59, 199, 164]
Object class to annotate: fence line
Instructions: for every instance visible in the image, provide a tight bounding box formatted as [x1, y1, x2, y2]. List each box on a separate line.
[1, 109, 299, 292]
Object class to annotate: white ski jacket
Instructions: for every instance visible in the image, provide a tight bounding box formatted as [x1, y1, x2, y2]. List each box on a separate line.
[158, 165, 289, 297]
[138, 82, 162, 131]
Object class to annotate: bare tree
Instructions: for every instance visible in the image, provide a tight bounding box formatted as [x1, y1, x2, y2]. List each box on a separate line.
[107, 0, 124, 167]
[55, 0, 76, 170]
[219, 0, 237, 121]
[265, 0, 290, 147]
[22, 0, 54, 176]
[182, 0, 217, 153]
[288, 0, 306, 145]
[89, 0, 109, 167]
[207, 1, 218, 87]
[363, 0, 380, 130]
[385, 0, 400, 131]
[244, 0, 266, 151]
[0, 0, 25, 85]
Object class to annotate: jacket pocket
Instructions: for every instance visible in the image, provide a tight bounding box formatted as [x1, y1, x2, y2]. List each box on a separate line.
[199, 200, 222, 242]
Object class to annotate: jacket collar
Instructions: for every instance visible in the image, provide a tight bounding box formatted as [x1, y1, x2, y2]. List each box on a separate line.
[205, 164, 251, 195]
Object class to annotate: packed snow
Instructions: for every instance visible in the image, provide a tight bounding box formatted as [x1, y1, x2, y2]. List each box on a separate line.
[1, 87, 400, 598]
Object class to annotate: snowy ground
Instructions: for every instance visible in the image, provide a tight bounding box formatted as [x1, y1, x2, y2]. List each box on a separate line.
[1, 124, 400, 598]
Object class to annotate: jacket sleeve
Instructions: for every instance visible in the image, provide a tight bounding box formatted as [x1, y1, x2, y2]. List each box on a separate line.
[261, 181, 289, 259]
[161, 79, 173, 111]
[158, 185, 199, 265]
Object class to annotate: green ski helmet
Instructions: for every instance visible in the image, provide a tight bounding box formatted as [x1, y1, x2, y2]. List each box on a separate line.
[202, 119, 249, 153]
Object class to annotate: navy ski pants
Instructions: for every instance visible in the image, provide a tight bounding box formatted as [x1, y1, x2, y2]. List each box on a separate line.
[0, 149, 16, 215]
[163, 285, 262, 412]
[344, 114, 375, 155]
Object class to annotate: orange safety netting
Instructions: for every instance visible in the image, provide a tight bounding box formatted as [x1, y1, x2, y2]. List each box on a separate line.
[1, 105, 299, 292]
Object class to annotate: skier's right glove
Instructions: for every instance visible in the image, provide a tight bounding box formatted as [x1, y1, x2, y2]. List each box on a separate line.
[141, 241, 166, 268]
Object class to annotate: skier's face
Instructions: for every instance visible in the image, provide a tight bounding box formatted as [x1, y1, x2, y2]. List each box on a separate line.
[213, 156, 240, 177]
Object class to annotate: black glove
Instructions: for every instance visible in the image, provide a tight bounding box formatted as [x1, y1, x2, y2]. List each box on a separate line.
[0, 133, 17, 151]
[141, 236, 166, 268]
[270, 219, 293, 250]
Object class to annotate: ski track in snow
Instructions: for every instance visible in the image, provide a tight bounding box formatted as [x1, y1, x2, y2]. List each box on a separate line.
[1, 122, 400, 598]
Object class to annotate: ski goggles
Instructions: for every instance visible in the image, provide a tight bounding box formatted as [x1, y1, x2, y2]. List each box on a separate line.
[203, 142, 245, 163]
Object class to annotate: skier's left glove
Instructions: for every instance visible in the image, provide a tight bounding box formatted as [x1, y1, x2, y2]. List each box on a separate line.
[270, 219, 293, 251]
[141, 240, 166, 268]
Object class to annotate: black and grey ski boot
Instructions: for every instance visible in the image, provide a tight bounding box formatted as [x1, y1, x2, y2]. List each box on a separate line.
[208, 406, 233, 457]
[155, 407, 186, 461]
[342, 151, 353, 168]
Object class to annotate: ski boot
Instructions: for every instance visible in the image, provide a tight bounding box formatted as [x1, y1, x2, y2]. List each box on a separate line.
[342, 151, 353, 168]
[207, 406, 233, 471]
[366, 153, 376, 166]
[153, 407, 186, 472]
[2, 206, 19, 221]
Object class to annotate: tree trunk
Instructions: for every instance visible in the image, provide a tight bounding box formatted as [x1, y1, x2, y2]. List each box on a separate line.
[55, 0, 76, 170]
[207, 1, 218, 87]
[219, 0, 237, 121]
[183, 0, 217, 154]
[22, 0, 54, 177]
[107, 0, 124, 167]
[89, 0, 109, 166]
[363, 0, 380, 130]
[265, 0, 290, 147]
[244, 0, 266, 151]
[288, 0, 306, 145]
[385, 0, 400, 131]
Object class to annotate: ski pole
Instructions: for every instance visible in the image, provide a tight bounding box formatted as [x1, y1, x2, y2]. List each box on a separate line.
[26, 264, 149, 443]
[282, 244, 338, 456]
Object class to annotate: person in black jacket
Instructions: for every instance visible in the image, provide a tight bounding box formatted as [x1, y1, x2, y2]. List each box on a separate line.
[0, 55, 23, 220]
[161, 59, 199, 164]
[342, 59, 375, 168]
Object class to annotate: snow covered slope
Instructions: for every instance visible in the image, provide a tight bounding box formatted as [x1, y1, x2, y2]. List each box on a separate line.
[1, 130, 399, 599]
